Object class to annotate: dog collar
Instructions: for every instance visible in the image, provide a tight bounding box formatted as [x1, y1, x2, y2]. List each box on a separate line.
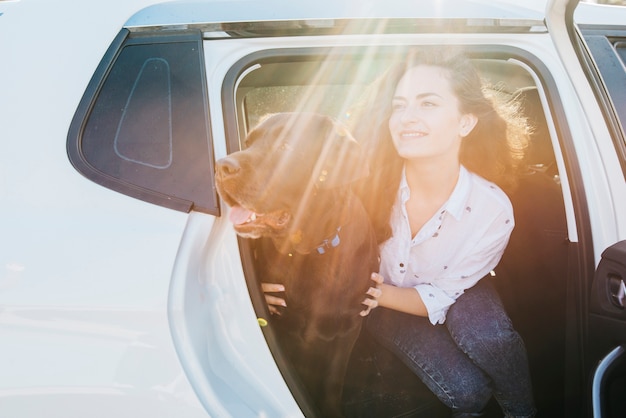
[315, 226, 341, 255]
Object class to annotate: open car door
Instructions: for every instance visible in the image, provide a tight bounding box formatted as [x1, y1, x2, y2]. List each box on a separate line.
[547, 0, 626, 416]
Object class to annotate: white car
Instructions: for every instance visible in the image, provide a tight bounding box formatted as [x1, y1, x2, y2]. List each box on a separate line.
[1, 0, 626, 416]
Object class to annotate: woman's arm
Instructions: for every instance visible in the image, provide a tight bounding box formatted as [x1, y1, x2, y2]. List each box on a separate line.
[373, 272, 429, 317]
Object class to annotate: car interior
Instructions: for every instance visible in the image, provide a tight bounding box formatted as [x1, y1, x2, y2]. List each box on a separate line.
[227, 47, 570, 417]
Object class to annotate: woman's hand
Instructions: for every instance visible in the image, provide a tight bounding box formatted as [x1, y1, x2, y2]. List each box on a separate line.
[263, 273, 384, 317]
[360, 272, 384, 317]
[261, 282, 286, 315]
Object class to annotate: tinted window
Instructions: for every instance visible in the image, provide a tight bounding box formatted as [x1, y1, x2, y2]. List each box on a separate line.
[68, 30, 218, 214]
[581, 29, 626, 176]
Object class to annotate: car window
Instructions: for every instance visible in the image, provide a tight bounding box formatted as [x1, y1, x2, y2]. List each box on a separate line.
[228, 52, 395, 140]
[580, 26, 626, 176]
[68, 30, 218, 214]
[243, 85, 361, 131]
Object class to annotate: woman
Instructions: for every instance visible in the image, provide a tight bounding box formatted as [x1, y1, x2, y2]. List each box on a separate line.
[265, 47, 536, 417]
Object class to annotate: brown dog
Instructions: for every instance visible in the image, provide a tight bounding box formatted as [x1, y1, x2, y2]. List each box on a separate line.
[215, 112, 378, 417]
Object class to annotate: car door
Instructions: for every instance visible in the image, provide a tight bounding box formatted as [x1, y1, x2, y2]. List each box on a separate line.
[547, 0, 626, 416]
[579, 15, 626, 418]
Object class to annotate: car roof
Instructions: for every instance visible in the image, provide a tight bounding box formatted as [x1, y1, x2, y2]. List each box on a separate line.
[575, 2, 626, 26]
[124, 0, 547, 28]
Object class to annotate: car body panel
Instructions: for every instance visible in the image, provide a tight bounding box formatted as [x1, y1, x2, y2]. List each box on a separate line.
[124, 0, 545, 27]
[0, 0, 207, 416]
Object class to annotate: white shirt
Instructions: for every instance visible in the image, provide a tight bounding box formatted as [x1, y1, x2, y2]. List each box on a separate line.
[378, 165, 514, 325]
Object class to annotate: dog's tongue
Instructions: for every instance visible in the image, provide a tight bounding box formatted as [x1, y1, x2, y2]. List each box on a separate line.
[229, 205, 253, 225]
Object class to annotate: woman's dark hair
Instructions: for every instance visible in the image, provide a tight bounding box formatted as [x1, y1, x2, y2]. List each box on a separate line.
[349, 46, 529, 244]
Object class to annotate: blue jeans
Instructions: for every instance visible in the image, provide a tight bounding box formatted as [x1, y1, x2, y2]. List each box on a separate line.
[366, 278, 536, 418]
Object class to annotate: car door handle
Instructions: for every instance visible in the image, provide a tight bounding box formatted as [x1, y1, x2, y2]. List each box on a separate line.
[609, 275, 626, 309]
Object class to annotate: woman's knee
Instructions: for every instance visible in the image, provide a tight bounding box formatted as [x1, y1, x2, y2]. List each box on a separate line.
[455, 323, 526, 367]
[447, 281, 520, 350]
[465, 319, 521, 347]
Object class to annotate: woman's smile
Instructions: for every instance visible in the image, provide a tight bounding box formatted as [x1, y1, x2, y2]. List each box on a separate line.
[399, 130, 427, 138]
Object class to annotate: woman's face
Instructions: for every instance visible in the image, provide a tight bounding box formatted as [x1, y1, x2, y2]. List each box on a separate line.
[388, 65, 476, 162]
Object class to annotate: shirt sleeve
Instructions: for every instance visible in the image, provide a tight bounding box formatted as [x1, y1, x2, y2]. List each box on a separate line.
[414, 283, 456, 325]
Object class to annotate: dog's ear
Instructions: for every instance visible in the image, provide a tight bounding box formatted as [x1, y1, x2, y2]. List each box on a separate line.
[314, 122, 370, 190]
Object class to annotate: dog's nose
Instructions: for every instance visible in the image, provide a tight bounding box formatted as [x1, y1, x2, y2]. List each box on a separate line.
[216, 157, 241, 177]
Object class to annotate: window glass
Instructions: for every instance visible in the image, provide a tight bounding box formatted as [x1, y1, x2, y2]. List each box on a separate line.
[581, 30, 626, 175]
[68, 32, 218, 214]
[243, 85, 361, 130]
[232, 55, 393, 138]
